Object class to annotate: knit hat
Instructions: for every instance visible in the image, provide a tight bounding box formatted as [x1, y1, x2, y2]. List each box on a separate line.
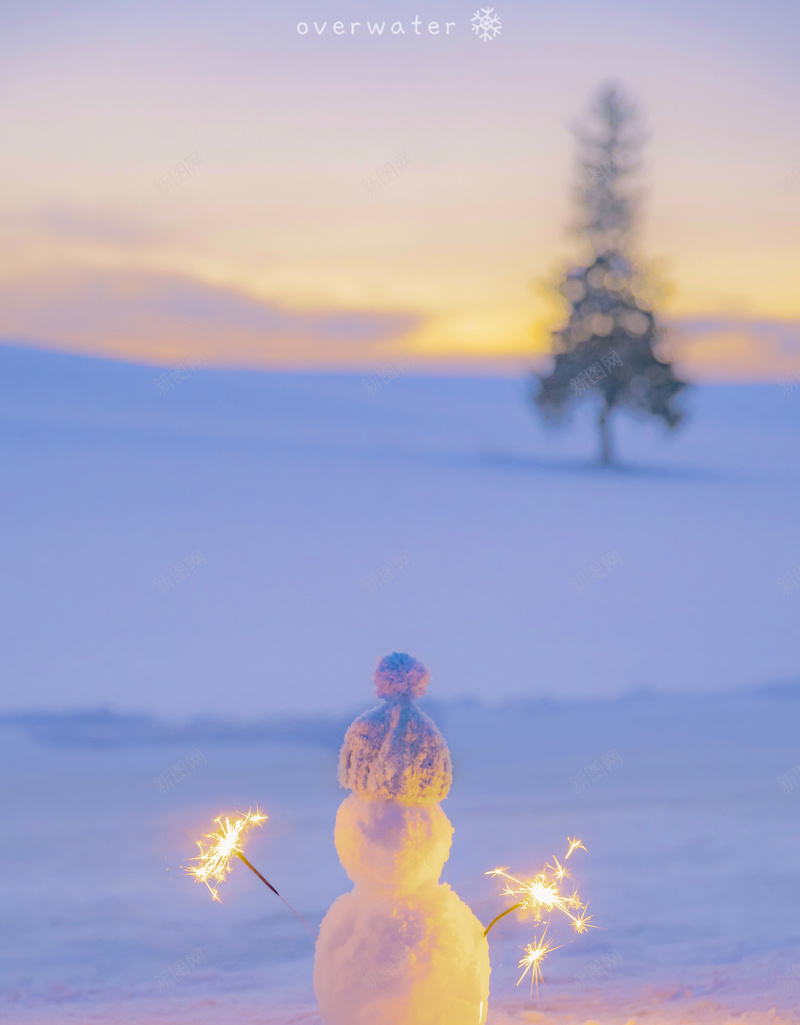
[338, 653, 453, 805]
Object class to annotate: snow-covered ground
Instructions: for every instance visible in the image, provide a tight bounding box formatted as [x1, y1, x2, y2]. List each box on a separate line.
[1, 345, 799, 716]
[1, 344, 799, 1023]
[1, 692, 799, 1024]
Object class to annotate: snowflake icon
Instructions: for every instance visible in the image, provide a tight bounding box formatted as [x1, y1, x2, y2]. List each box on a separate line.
[471, 6, 502, 42]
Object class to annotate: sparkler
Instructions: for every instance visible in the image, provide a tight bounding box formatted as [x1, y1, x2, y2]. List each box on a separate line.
[186, 808, 317, 938]
[484, 837, 594, 994]
[517, 925, 563, 994]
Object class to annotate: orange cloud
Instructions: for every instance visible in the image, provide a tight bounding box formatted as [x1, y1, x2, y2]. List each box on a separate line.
[668, 317, 800, 382]
[0, 268, 421, 369]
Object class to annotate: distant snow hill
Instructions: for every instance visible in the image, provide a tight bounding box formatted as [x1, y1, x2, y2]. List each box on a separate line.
[1, 684, 798, 748]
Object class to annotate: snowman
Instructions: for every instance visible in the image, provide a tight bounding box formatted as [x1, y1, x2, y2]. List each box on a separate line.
[313, 652, 491, 1025]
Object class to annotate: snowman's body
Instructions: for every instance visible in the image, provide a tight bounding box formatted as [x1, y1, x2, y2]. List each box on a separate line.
[314, 654, 490, 1025]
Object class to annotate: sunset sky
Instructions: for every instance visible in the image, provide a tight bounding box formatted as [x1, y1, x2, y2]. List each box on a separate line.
[2, 0, 799, 380]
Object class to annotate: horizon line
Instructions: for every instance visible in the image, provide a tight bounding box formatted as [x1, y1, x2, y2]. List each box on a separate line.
[1, 339, 796, 386]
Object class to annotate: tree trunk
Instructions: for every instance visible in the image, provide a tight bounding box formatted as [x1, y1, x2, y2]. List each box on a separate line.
[598, 404, 613, 465]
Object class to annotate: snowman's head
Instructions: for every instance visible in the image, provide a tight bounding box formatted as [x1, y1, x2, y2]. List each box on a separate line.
[338, 653, 453, 805]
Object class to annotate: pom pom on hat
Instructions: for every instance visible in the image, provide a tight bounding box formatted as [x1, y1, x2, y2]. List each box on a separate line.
[374, 652, 430, 700]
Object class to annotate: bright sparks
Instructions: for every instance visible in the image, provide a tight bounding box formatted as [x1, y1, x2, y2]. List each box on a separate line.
[186, 808, 266, 901]
[517, 926, 563, 996]
[486, 838, 595, 992]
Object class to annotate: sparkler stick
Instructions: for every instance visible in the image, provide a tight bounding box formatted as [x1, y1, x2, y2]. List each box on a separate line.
[186, 807, 317, 938]
[483, 900, 524, 937]
[234, 851, 318, 938]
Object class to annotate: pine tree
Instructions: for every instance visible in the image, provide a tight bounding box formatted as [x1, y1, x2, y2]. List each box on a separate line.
[531, 84, 687, 465]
